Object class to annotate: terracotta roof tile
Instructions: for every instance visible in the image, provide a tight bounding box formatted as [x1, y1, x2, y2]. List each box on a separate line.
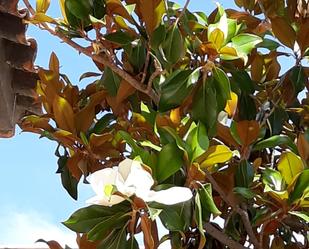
[0, 0, 41, 138]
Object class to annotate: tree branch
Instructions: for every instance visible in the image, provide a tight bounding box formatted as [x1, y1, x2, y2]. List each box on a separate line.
[204, 223, 248, 249]
[204, 169, 261, 249]
[22, 0, 160, 105]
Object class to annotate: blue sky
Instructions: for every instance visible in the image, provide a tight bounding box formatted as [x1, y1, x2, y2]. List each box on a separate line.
[0, 0, 280, 247]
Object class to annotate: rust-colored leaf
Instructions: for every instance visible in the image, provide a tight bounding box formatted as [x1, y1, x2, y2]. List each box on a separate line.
[76, 233, 99, 249]
[36, 239, 62, 249]
[106, 0, 133, 22]
[271, 17, 296, 48]
[251, 53, 264, 82]
[116, 80, 136, 104]
[297, 133, 309, 161]
[236, 120, 260, 147]
[216, 123, 239, 147]
[139, 0, 165, 35]
[67, 152, 83, 180]
[74, 91, 106, 133]
[141, 215, 155, 249]
[297, 19, 309, 55]
[90, 133, 114, 148]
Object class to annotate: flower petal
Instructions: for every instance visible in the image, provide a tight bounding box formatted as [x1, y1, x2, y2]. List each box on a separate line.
[142, 187, 193, 205]
[88, 167, 122, 196]
[86, 194, 125, 206]
[125, 161, 154, 193]
[118, 158, 135, 181]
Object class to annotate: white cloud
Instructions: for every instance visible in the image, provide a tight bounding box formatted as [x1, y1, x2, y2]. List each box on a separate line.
[0, 210, 77, 248]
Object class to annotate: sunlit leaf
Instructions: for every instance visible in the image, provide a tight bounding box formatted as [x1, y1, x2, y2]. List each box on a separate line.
[199, 145, 233, 168]
[277, 151, 304, 185]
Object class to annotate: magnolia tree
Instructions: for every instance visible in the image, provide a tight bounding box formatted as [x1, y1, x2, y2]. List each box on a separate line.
[20, 0, 309, 248]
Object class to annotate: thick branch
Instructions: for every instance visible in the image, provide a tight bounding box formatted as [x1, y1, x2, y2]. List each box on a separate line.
[204, 223, 248, 249]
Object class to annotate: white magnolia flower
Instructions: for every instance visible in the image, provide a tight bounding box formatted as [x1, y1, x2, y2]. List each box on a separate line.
[87, 159, 193, 206]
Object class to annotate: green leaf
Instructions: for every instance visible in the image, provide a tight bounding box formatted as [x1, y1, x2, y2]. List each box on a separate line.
[58, 156, 78, 200]
[187, 122, 209, 162]
[98, 226, 129, 249]
[88, 213, 130, 241]
[91, 113, 115, 134]
[156, 142, 183, 182]
[65, 0, 91, 20]
[233, 187, 256, 199]
[152, 200, 192, 231]
[253, 135, 298, 154]
[63, 203, 130, 233]
[192, 77, 218, 131]
[290, 66, 306, 94]
[194, 193, 206, 248]
[212, 67, 231, 111]
[288, 211, 309, 222]
[198, 183, 221, 219]
[289, 169, 309, 204]
[124, 39, 146, 71]
[277, 151, 304, 185]
[104, 31, 133, 46]
[231, 33, 263, 55]
[262, 168, 289, 201]
[235, 160, 254, 188]
[99, 67, 121, 96]
[257, 38, 281, 50]
[150, 24, 166, 49]
[263, 168, 286, 192]
[268, 107, 288, 135]
[159, 69, 200, 112]
[162, 23, 184, 64]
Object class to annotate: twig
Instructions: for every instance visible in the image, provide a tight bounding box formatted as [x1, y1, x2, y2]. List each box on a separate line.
[147, 57, 164, 92]
[204, 223, 248, 249]
[204, 168, 261, 249]
[175, 0, 191, 25]
[141, 45, 151, 84]
[22, 0, 160, 105]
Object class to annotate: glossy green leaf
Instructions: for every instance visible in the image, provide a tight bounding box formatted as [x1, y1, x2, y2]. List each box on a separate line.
[159, 69, 200, 112]
[65, 0, 91, 20]
[257, 38, 281, 50]
[152, 200, 192, 231]
[232, 33, 263, 55]
[192, 77, 218, 131]
[98, 226, 130, 249]
[58, 156, 78, 200]
[88, 213, 130, 241]
[156, 142, 183, 182]
[212, 67, 231, 111]
[233, 187, 255, 199]
[99, 67, 121, 96]
[198, 183, 221, 219]
[289, 169, 309, 204]
[235, 160, 254, 188]
[253, 135, 298, 154]
[187, 122, 209, 162]
[290, 66, 306, 94]
[162, 24, 184, 64]
[104, 31, 133, 46]
[63, 203, 130, 233]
